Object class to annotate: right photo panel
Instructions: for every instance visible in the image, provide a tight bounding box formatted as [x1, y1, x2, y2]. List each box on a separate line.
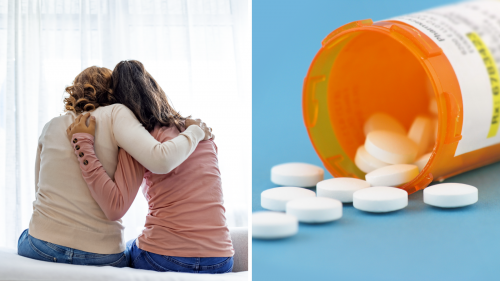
[252, 0, 500, 280]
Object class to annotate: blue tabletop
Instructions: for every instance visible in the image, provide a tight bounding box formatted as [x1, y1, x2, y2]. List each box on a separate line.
[252, 0, 500, 280]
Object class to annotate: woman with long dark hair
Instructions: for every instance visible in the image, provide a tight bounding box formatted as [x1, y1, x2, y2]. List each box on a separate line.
[67, 60, 234, 273]
[18, 66, 211, 267]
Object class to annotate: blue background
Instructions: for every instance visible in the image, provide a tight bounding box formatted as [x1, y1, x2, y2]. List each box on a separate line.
[252, 0, 500, 280]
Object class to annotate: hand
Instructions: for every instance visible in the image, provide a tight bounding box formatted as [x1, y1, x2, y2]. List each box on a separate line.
[67, 113, 96, 139]
[185, 118, 214, 141]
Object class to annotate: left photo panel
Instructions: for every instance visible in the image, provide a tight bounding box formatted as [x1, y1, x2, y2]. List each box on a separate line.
[0, 0, 250, 280]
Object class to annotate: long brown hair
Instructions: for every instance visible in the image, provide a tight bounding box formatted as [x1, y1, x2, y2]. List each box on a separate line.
[64, 66, 115, 113]
[112, 60, 186, 131]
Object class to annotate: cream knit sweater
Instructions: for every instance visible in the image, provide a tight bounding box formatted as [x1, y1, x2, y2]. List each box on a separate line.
[29, 104, 204, 254]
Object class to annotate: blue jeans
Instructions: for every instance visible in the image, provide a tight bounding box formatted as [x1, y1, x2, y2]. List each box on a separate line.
[17, 229, 128, 267]
[127, 239, 233, 273]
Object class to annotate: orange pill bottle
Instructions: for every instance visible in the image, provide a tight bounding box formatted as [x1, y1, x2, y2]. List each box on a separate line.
[303, 0, 500, 194]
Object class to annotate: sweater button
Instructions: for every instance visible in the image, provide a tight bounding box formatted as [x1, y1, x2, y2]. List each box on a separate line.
[73, 138, 78, 143]
[75, 145, 80, 150]
[79, 152, 84, 157]
[83, 160, 88, 165]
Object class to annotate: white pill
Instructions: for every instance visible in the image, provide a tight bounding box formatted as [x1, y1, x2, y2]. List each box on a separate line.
[365, 131, 418, 164]
[414, 152, 432, 171]
[271, 162, 324, 187]
[429, 97, 439, 116]
[252, 212, 298, 239]
[286, 197, 342, 223]
[424, 183, 478, 208]
[408, 116, 433, 157]
[355, 145, 390, 173]
[363, 113, 406, 136]
[365, 164, 419, 187]
[317, 177, 370, 203]
[261, 186, 316, 211]
[353, 186, 408, 213]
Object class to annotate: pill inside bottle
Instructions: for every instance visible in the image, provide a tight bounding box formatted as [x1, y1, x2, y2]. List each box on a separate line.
[303, 1, 500, 194]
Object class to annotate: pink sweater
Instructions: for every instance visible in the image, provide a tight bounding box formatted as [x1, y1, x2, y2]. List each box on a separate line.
[71, 126, 234, 258]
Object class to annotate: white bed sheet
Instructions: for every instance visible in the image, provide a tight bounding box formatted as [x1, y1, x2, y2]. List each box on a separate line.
[0, 248, 248, 281]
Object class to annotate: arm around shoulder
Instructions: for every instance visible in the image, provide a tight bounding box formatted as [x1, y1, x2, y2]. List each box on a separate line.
[111, 104, 205, 174]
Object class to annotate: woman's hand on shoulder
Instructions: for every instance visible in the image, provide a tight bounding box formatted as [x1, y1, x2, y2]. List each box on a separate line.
[66, 112, 97, 139]
[185, 117, 214, 141]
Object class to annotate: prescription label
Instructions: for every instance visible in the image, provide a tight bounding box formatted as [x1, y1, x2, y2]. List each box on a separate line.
[466, 32, 500, 138]
[391, 0, 500, 156]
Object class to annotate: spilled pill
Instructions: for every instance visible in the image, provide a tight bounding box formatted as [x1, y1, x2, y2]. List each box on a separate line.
[271, 162, 324, 187]
[355, 145, 390, 173]
[286, 197, 342, 223]
[365, 164, 419, 187]
[353, 186, 408, 213]
[363, 112, 406, 136]
[365, 130, 418, 164]
[261, 186, 316, 211]
[252, 212, 298, 239]
[317, 177, 370, 203]
[424, 183, 478, 208]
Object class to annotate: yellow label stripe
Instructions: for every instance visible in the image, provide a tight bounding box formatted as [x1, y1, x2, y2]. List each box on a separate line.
[466, 32, 500, 138]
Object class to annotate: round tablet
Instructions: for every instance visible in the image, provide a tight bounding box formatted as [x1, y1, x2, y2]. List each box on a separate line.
[271, 162, 324, 187]
[424, 183, 478, 208]
[365, 131, 418, 164]
[363, 112, 406, 136]
[365, 164, 419, 187]
[286, 197, 342, 223]
[317, 177, 370, 203]
[353, 186, 408, 213]
[261, 187, 316, 211]
[355, 145, 390, 173]
[408, 115, 433, 157]
[414, 152, 432, 171]
[252, 212, 298, 239]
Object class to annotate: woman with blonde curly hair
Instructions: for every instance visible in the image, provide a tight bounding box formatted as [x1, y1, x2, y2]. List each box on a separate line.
[17, 65, 211, 267]
[63, 66, 116, 113]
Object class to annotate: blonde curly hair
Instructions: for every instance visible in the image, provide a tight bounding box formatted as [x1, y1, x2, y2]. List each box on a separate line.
[64, 66, 115, 113]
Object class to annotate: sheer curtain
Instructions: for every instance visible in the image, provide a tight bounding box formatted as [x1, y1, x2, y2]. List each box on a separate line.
[0, 0, 251, 249]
